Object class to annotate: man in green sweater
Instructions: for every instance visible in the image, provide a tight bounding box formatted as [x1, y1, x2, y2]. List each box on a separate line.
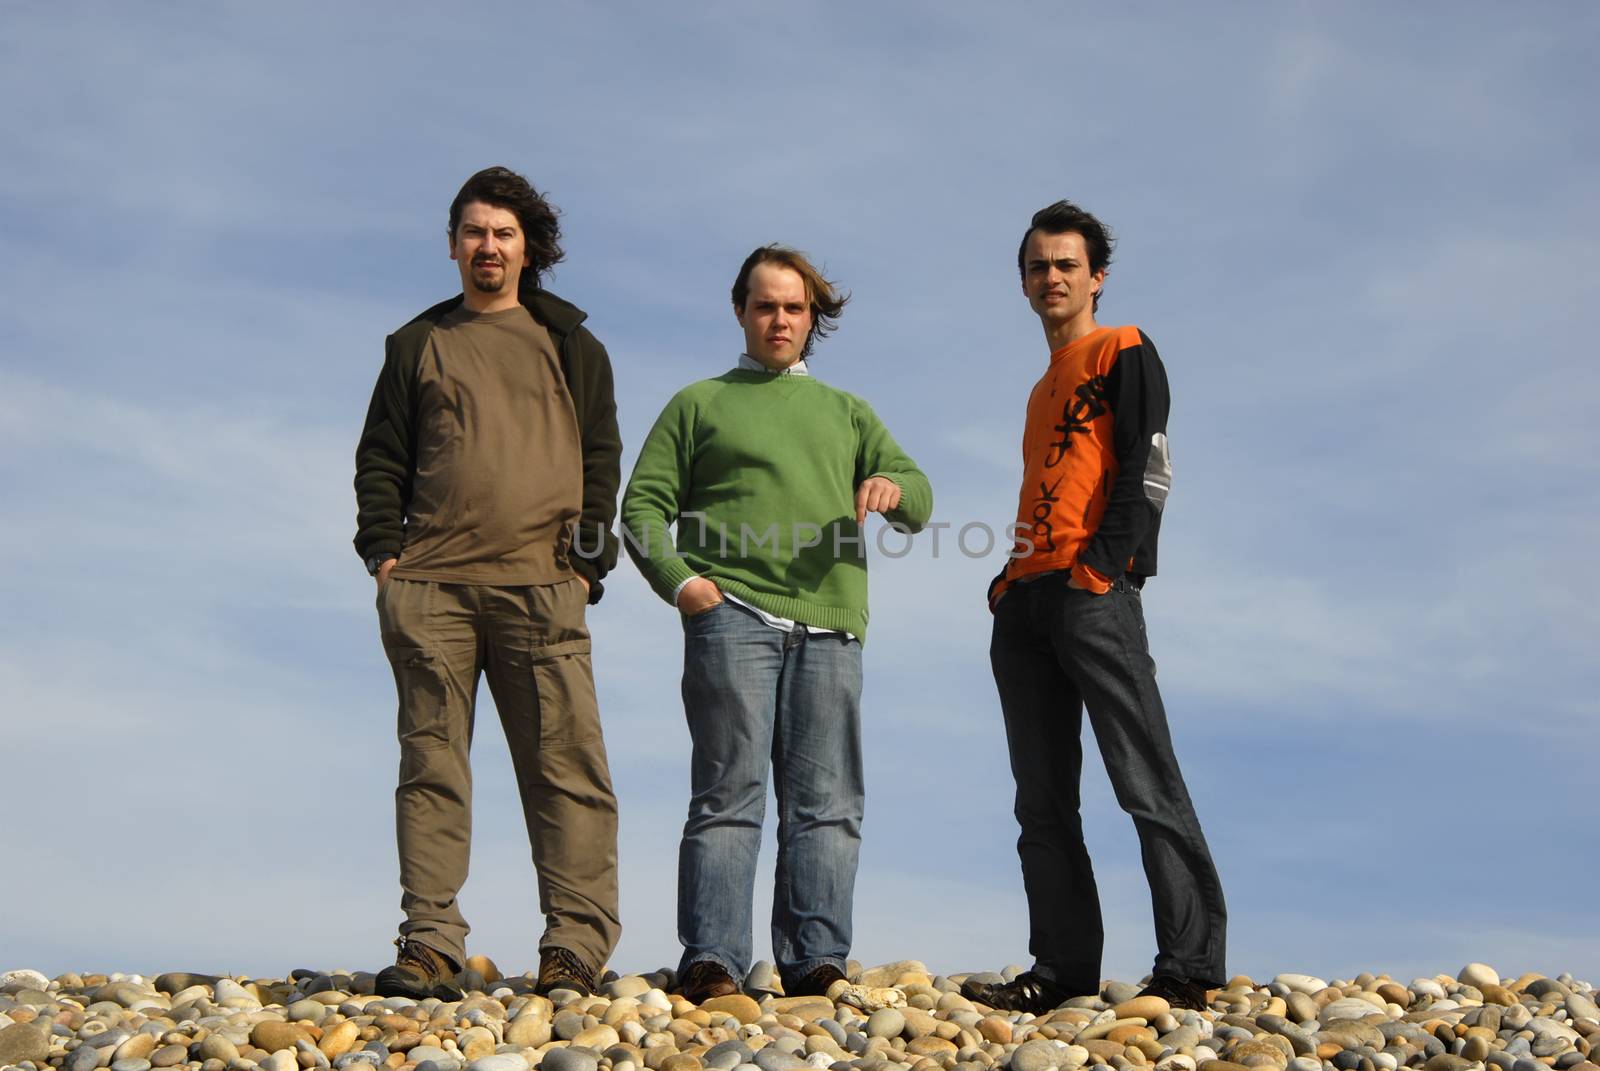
[622, 246, 932, 1003]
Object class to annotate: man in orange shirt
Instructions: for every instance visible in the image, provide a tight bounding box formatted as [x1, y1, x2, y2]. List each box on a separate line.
[962, 202, 1227, 1014]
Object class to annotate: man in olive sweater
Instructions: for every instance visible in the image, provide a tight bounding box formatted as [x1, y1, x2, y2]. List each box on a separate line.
[623, 246, 932, 1003]
[354, 167, 622, 999]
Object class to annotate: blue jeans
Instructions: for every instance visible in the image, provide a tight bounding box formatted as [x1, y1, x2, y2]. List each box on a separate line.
[677, 600, 864, 982]
[990, 573, 1227, 991]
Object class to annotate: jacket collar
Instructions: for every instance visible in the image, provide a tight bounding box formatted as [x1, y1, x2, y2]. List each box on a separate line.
[411, 287, 588, 337]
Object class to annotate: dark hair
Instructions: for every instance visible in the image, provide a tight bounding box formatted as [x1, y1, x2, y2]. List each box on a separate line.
[730, 245, 850, 358]
[1018, 200, 1116, 311]
[447, 166, 564, 290]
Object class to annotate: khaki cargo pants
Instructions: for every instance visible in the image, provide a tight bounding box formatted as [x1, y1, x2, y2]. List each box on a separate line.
[377, 575, 620, 973]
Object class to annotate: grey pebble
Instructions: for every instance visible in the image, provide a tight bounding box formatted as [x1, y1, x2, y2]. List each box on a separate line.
[754, 1049, 806, 1071]
[553, 1010, 587, 1041]
[540, 1048, 600, 1071]
[65, 1044, 105, 1071]
[867, 1010, 905, 1040]
[1009, 1039, 1062, 1071]
[465, 1057, 529, 1071]
[335, 1054, 384, 1069]
[111, 1061, 152, 1071]
[817, 1021, 847, 1048]
[416, 1061, 462, 1071]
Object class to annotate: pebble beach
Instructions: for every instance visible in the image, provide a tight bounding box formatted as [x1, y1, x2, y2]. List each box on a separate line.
[2, 962, 1595, 1071]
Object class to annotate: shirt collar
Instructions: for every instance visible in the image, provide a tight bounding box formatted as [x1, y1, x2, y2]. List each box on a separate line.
[738, 354, 810, 376]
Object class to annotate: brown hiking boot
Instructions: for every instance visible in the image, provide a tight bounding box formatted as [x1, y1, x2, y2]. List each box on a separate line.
[678, 959, 738, 1003]
[1135, 973, 1212, 1011]
[535, 946, 598, 996]
[375, 937, 463, 999]
[783, 962, 846, 997]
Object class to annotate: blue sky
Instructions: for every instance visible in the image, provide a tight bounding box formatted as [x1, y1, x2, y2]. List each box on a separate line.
[2, 3, 1596, 985]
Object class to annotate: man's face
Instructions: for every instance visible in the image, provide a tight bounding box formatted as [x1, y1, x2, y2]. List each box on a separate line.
[1021, 229, 1104, 333]
[735, 262, 813, 369]
[449, 201, 528, 303]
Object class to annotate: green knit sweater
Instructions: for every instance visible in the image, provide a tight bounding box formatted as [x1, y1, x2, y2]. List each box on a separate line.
[621, 369, 932, 642]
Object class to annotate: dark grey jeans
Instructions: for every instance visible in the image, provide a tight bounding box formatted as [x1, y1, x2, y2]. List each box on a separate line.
[990, 572, 1226, 992]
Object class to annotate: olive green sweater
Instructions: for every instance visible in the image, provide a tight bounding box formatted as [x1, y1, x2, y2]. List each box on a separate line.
[622, 369, 932, 643]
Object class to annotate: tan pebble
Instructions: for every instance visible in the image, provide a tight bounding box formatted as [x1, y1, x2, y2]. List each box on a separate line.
[1482, 986, 1518, 1007]
[1115, 997, 1172, 1021]
[374, 1014, 412, 1033]
[1376, 984, 1410, 1007]
[977, 1018, 1012, 1045]
[115, 1033, 160, 1062]
[906, 1036, 958, 1057]
[1126, 1045, 1149, 1065]
[198, 1035, 240, 1063]
[572, 1024, 620, 1050]
[1086, 1040, 1128, 1060]
[319, 1021, 361, 1058]
[896, 972, 934, 988]
[660, 1055, 703, 1071]
[459, 1026, 499, 1060]
[698, 995, 760, 1024]
[465, 956, 502, 984]
[151, 1043, 188, 1068]
[506, 1016, 552, 1048]
[681, 1010, 711, 1028]
[1197, 1062, 1251, 1071]
[1108, 1026, 1156, 1045]
[1226, 1040, 1288, 1069]
[385, 1054, 404, 1069]
[388, 1030, 422, 1052]
[1132, 1038, 1166, 1060]
[767, 996, 835, 1020]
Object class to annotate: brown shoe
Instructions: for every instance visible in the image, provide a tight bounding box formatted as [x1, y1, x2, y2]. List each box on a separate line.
[1135, 973, 1212, 1011]
[679, 959, 738, 1003]
[783, 963, 846, 997]
[535, 946, 598, 996]
[375, 937, 463, 999]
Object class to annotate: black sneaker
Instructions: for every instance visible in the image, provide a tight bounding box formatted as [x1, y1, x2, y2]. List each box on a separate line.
[678, 959, 738, 1004]
[1136, 973, 1212, 1011]
[784, 963, 846, 998]
[535, 946, 598, 996]
[960, 970, 1080, 1015]
[375, 938, 463, 999]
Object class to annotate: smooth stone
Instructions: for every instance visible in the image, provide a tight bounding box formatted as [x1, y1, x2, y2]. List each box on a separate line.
[1284, 994, 1319, 1024]
[506, 1016, 552, 1048]
[1115, 998, 1170, 1021]
[1010, 1039, 1065, 1071]
[111, 1060, 152, 1071]
[262, 1053, 298, 1071]
[746, 963, 779, 995]
[151, 1044, 187, 1068]
[115, 1035, 159, 1063]
[410, 1047, 455, 1066]
[65, 1043, 103, 1071]
[1274, 977, 1329, 997]
[1567, 994, 1600, 1023]
[0, 1023, 50, 1066]
[286, 999, 325, 1023]
[320, 1022, 361, 1059]
[1460, 1038, 1489, 1063]
[857, 963, 928, 989]
[607, 978, 654, 1001]
[252, 1023, 312, 1053]
[547, 1050, 601, 1071]
[1321, 1000, 1387, 1023]
[1424, 1058, 1477, 1071]
[770, 997, 836, 1021]
[706, 1041, 755, 1068]
[418, 1061, 464, 1071]
[1525, 981, 1572, 1001]
[867, 1011, 907, 1040]
[702, 996, 762, 1025]
[468, 1057, 529, 1071]
[552, 1011, 587, 1041]
[662, 1057, 705, 1071]
[198, 1035, 241, 1063]
[572, 1025, 620, 1050]
[1286, 1061, 1320, 1071]
[1457, 966, 1499, 991]
[754, 1049, 806, 1071]
[1531, 1019, 1581, 1043]
[1104, 983, 1143, 1006]
[1, 970, 52, 990]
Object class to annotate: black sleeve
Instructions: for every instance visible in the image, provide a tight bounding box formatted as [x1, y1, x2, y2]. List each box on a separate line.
[352, 335, 415, 563]
[1078, 330, 1171, 579]
[566, 325, 622, 603]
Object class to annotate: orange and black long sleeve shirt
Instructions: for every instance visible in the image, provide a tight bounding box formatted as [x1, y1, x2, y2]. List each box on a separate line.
[990, 324, 1173, 607]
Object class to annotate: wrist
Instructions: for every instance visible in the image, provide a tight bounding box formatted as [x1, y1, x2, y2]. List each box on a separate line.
[366, 553, 397, 576]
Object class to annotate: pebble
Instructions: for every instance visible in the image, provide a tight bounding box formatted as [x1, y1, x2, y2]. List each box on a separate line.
[1, 963, 1594, 1071]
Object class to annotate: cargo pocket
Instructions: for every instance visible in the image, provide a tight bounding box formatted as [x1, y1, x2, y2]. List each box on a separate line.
[530, 637, 600, 748]
[386, 645, 449, 750]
